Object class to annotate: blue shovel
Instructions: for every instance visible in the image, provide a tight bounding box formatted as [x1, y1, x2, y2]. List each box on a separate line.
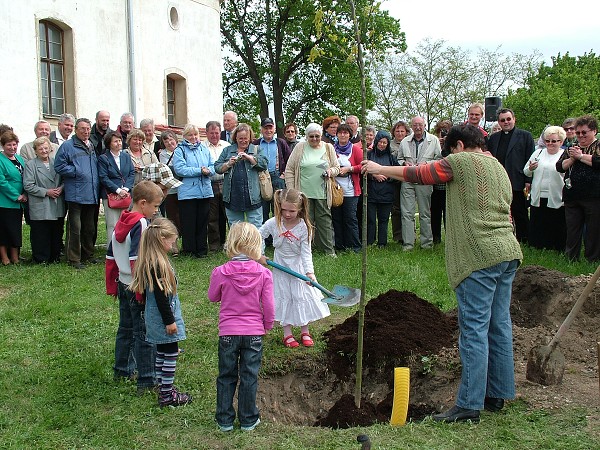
[266, 259, 361, 307]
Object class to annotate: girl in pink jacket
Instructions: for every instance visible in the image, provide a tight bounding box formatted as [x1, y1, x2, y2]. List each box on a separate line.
[208, 222, 275, 432]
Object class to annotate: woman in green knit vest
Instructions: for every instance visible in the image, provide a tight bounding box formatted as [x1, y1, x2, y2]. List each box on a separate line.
[362, 124, 522, 423]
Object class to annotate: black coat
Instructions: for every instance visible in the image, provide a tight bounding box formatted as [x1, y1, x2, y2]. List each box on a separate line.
[487, 127, 535, 190]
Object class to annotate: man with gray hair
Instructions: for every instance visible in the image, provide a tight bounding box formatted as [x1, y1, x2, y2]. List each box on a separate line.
[54, 118, 100, 269]
[117, 113, 135, 149]
[204, 120, 229, 251]
[19, 120, 59, 160]
[50, 113, 75, 145]
[140, 118, 161, 158]
[220, 111, 238, 143]
[345, 115, 362, 144]
[90, 110, 112, 156]
[397, 116, 442, 251]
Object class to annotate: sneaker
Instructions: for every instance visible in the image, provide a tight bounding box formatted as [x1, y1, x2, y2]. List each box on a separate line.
[432, 405, 480, 423]
[218, 424, 234, 432]
[159, 389, 193, 408]
[241, 418, 260, 431]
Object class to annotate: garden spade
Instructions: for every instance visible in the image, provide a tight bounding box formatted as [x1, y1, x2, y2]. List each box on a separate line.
[526, 264, 600, 385]
[266, 259, 361, 307]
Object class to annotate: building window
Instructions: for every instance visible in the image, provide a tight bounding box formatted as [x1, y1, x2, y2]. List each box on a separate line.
[39, 20, 65, 116]
[166, 73, 187, 127]
[167, 77, 175, 126]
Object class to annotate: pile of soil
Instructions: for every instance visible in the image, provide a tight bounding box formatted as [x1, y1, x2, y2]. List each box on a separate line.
[323, 290, 457, 380]
[259, 266, 600, 431]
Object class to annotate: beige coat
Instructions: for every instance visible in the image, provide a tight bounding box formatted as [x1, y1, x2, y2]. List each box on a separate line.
[284, 141, 340, 208]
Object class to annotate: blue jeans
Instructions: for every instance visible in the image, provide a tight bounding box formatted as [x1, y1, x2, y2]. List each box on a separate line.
[225, 207, 263, 229]
[114, 282, 156, 388]
[455, 260, 519, 410]
[216, 335, 263, 427]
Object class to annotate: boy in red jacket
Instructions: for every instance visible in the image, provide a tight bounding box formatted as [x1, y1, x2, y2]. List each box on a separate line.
[106, 180, 164, 394]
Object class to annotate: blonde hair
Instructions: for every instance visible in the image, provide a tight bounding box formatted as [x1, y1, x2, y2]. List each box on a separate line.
[182, 124, 199, 138]
[224, 222, 262, 260]
[130, 218, 178, 296]
[543, 125, 567, 141]
[132, 180, 163, 203]
[33, 136, 52, 151]
[126, 128, 145, 145]
[273, 189, 313, 242]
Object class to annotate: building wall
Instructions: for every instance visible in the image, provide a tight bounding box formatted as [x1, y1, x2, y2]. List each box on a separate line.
[0, 0, 222, 143]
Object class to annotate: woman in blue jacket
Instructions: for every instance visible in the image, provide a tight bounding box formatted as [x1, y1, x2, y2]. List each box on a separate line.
[172, 124, 214, 258]
[214, 123, 268, 229]
[98, 131, 135, 244]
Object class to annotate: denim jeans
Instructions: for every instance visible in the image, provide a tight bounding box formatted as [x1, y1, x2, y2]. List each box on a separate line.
[225, 207, 263, 229]
[216, 335, 263, 427]
[114, 282, 156, 388]
[455, 259, 519, 410]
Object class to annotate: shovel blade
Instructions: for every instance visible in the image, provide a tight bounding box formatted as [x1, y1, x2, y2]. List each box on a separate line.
[321, 285, 361, 307]
[525, 344, 565, 386]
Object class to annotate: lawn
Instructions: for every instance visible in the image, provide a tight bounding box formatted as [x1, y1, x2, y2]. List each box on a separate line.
[0, 225, 598, 449]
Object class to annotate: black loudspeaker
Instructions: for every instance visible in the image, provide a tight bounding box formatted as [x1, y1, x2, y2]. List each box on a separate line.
[485, 97, 502, 122]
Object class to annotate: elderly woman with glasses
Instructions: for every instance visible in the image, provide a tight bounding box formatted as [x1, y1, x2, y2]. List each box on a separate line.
[284, 123, 340, 256]
[556, 115, 600, 262]
[523, 126, 566, 251]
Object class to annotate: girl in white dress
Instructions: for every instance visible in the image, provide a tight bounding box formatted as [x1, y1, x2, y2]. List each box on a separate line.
[259, 189, 330, 348]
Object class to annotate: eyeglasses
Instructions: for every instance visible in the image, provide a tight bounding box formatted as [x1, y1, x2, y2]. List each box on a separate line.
[285, 130, 296, 134]
[544, 139, 561, 143]
[575, 130, 590, 136]
[499, 117, 513, 123]
[307, 135, 321, 139]
[564, 126, 575, 131]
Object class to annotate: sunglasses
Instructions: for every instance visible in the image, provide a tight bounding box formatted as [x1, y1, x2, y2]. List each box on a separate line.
[564, 126, 575, 131]
[499, 117, 513, 123]
[307, 135, 321, 139]
[575, 130, 590, 136]
[544, 139, 561, 143]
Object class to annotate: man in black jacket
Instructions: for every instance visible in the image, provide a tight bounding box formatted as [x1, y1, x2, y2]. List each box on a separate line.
[487, 108, 535, 243]
[90, 110, 112, 156]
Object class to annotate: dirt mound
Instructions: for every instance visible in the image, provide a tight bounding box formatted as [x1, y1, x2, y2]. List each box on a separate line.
[259, 267, 600, 429]
[323, 290, 457, 380]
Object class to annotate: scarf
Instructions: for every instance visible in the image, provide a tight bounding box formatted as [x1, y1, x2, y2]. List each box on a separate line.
[335, 140, 352, 156]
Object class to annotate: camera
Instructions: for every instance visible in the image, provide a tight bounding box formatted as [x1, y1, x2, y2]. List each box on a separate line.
[236, 153, 244, 161]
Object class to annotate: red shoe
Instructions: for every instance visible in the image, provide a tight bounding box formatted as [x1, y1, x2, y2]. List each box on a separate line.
[300, 333, 314, 347]
[283, 335, 299, 348]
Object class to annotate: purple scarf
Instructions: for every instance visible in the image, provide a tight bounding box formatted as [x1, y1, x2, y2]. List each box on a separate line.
[335, 141, 352, 156]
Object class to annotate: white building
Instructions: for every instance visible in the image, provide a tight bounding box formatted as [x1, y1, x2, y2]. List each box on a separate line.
[0, 0, 223, 142]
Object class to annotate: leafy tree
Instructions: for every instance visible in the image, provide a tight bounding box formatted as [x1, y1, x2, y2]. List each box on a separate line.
[369, 39, 539, 130]
[220, 0, 405, 133]
[504, 52, 600, 137]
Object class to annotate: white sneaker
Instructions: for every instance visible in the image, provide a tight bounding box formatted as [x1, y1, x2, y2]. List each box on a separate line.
[241, 418, 261, 431]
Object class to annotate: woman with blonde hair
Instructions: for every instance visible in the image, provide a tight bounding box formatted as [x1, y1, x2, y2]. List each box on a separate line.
[126, 128, 158, 185]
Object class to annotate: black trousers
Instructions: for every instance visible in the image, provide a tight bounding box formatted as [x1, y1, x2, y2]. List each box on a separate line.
[30, 218, 64, 263]
[510, 191, 530, 244]
[430, 187, 447, 244]
[178, 198, 210, 256]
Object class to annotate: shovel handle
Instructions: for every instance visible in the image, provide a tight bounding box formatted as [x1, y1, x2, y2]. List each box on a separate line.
[548, 264, 600, 351]
[266, 259, 337, 298]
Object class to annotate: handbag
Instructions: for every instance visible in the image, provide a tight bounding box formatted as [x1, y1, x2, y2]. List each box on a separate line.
[107, 192, 131, 209]
[258, 170, 273, 201]
[330, 177, 344, 207]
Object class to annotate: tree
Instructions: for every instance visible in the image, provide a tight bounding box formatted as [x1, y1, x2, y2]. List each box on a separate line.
[504, 52, 600, 137]
[220, 0, 405, 133]
[368, 39, 539, 130]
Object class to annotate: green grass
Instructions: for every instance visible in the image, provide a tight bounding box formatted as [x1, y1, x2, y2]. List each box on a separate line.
[0, 225, 598, 449]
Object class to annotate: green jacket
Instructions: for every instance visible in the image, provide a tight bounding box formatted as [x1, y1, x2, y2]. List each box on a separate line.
[0, 152, 25, 209]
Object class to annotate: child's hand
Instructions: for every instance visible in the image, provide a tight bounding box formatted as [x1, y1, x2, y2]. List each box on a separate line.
[306, 273, 316, 284]
[166, 323, 178, 335]
[258, 255, 267, 265]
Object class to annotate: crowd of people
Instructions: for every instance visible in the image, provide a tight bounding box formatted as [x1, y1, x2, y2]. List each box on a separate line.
[1, 107, 598, 428]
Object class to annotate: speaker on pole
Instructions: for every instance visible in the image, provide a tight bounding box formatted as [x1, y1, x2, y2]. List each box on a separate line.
[485, 97, 502, 122]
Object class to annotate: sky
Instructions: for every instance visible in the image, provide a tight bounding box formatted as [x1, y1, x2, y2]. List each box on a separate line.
[382, 0, 598, 63]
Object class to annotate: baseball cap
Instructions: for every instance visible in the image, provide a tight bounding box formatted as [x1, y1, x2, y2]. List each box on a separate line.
[261, 117, 275, 127]
[142, 163, 182, 189]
